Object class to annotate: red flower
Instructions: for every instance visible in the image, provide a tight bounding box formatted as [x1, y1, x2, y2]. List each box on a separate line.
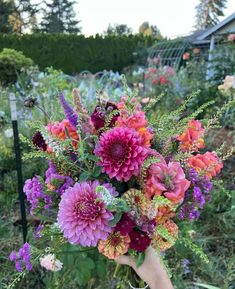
[114, 213, 135, 236]
[129, 230, 151, 252]
[91, 102, 119, 130]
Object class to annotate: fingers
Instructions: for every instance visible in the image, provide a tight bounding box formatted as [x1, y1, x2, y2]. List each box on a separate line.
[115, 255, 135, 267]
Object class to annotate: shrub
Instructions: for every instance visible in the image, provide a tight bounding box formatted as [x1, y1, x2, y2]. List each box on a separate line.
[0, 48, 33, 85]
[0, 34, 154, 74]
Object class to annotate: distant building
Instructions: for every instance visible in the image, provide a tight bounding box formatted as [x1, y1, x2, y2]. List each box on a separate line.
[149, 12, 235, 73]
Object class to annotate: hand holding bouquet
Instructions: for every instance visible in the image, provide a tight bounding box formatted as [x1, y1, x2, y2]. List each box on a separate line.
[9, 85, 227, 287]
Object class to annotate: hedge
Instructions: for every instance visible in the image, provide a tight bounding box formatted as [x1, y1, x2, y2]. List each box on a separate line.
[0, 34, 154, 74]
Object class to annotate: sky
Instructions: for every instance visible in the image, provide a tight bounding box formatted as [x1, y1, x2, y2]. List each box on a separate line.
[77, 0, 235, 38]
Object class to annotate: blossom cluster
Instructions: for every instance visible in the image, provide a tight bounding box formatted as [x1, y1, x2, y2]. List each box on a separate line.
[145, 57, 175, 87]
[10, 88, 223, 271]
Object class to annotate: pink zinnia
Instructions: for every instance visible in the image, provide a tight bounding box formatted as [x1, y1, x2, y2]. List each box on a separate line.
[94, 127, 147, 182]
[57, 181, 113, 247]
[145, 160, 190, 204]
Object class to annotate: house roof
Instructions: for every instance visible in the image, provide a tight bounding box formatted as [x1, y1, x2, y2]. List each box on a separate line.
[197, 12, 235, 41]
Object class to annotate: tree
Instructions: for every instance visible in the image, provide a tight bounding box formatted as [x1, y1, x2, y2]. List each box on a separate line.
[39, 0, 81, 33]
[0, 0, 14, 33]
[139, 22, 162, 39]
[195, 0, 227, 30]
[104, 23, 132, 36]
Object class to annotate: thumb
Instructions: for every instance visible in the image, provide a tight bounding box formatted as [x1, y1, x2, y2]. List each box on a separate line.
[115, 255, 135, 267]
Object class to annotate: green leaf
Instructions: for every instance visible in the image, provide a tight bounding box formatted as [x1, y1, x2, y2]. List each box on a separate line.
[136, 252, 145, 268]
[93, 165, 102, 177]
[109, 212, 122, 227]
[107, 198, 130, 213]
[79, 171, 90, 181]
[193, 283, 221, 289]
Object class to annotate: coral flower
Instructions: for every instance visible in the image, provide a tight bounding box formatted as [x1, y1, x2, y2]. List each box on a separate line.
[183, 52, 190, 60]
[46, 119, 79, 149]
[177, 120, 205, 152]
[98, 231, 130, 259]
[187, 152, 223, 179]
[145, 160, 190, 204]
[117, 112, 153, 147]
[57, 181, 113, 246]
[151, 220, 178, 251]
[94, 127, 147, 182]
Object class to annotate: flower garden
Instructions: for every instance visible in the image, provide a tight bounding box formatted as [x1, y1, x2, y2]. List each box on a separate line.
[0, 35, 235, 289]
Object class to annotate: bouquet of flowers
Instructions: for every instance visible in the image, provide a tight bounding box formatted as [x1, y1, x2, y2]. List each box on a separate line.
[9, 84, 226, 284]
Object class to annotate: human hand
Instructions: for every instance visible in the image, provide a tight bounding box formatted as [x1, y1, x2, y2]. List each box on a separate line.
[115, 246, 174, 289]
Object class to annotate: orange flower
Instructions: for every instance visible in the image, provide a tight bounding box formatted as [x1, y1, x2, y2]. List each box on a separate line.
[46, 119, 79, 149]
[151, 220, 178, 251]
[98, 231, 130, 259]
[187, 152, 223, 179]
[177, 120, 205, 152]
[156, 205, 175, 224]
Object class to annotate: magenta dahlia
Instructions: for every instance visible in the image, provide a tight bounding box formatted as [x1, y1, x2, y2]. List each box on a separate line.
[57, 181, 113, 247]
[94, 127, 147, 182]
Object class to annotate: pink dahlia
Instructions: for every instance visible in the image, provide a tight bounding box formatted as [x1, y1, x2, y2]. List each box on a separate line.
[145, 160, 190, 204]
[94, 127, 147, 182]
[57, 181, 113, 247]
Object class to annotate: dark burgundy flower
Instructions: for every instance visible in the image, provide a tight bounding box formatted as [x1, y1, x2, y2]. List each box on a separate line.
[114, 213, 135, 236]
[32, 131, 47, 151]
[91, 102, 119, 130]
[129, 230, 151, 252]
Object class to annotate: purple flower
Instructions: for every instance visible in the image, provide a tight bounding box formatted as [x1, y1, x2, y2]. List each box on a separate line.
[59, 91, 78, 128]
[180, 168, 213, 221]
[23, 176, 52, 214]
[57, 181, 113, 246]
[9, 243, 32, 272]
[34, 224, 44, 239]
[193, 187, 205, 209]
[189, 168, 199, 184]
[45, 161, 73, 195]
[182, 259, 190, 274]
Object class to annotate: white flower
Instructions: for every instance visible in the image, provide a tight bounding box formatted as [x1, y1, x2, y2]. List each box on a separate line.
[4, 128, 13, 138]
[218, 75, 235, 93]
[40, 254, 63, 271]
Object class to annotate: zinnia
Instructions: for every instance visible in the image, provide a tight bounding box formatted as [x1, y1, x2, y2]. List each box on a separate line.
[151, 220, 178, 251]
[94, 127, 147, 182]
[57, 181, 113, 246]
[129, 230, 151, 252]
[98, 231, 130, 259]
[145, 160, 190, 204]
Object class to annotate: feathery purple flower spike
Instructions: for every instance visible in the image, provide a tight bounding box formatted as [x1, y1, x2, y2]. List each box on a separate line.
[59, 91, 78, 128]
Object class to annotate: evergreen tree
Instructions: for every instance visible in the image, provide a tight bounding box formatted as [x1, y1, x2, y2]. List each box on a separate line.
[0, 0, 14, 33]
[40, 0, 81, 33]
[195, 0, 227, 30]
[104, 23, 133, 36]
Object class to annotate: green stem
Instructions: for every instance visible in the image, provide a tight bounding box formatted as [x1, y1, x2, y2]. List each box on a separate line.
[113, 263, 121, 278]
